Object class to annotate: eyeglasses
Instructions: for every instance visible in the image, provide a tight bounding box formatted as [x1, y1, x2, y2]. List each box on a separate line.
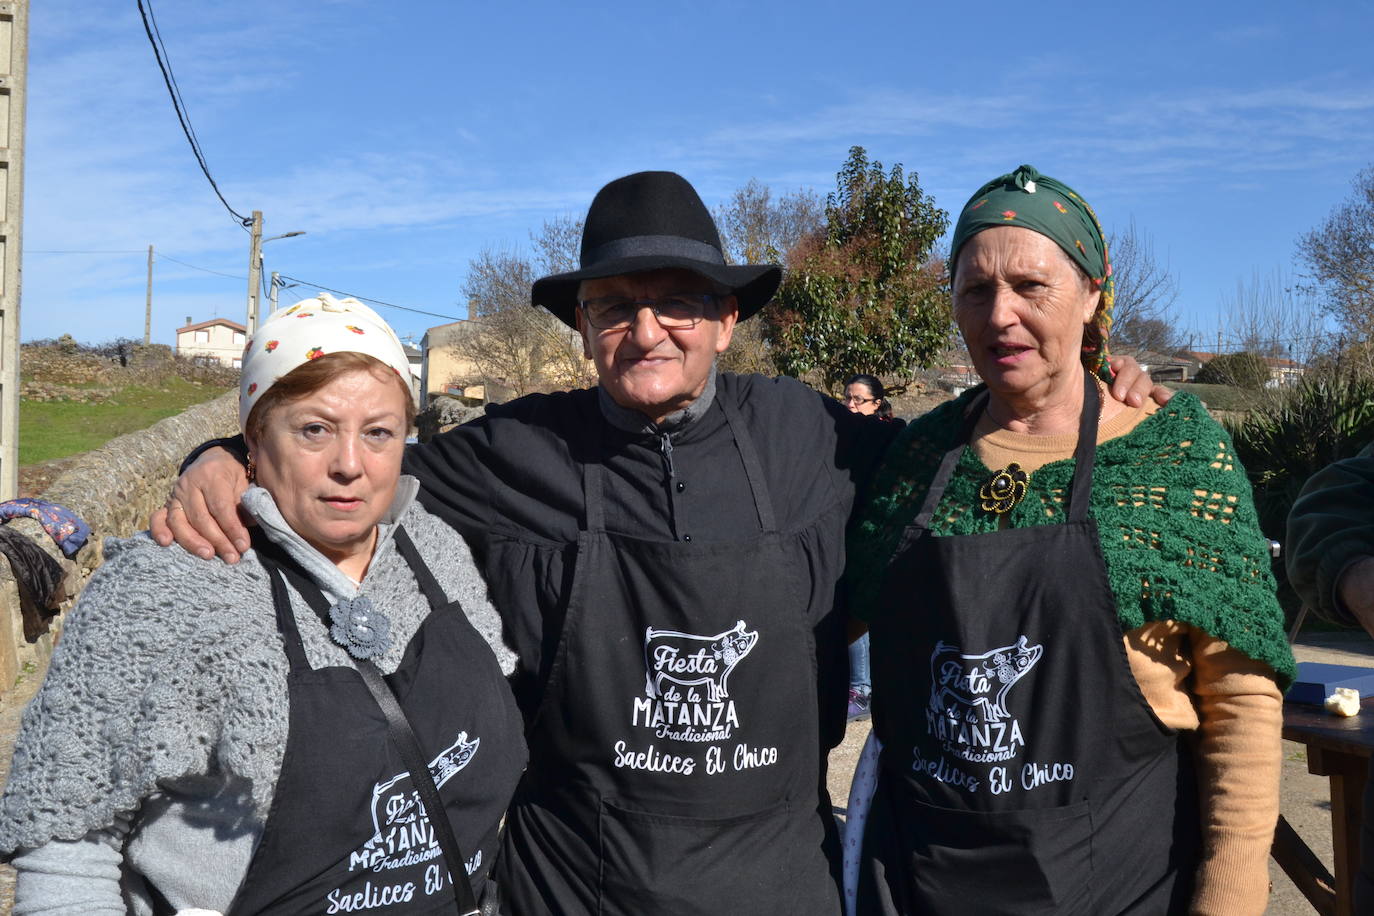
[844, 395, 879, 406]
[579, 293, 722, 330]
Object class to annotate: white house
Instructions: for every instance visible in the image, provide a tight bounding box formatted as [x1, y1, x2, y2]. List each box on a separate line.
[176, 316, 246, 368]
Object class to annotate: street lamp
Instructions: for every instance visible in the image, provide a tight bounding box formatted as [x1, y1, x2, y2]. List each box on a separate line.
[245, 212, 306, 335]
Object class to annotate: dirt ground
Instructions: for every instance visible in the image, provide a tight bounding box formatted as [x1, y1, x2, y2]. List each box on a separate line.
[16, 458, 77, 499]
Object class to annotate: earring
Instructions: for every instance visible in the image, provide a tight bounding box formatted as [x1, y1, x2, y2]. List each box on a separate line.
[247, 455, 257, 484]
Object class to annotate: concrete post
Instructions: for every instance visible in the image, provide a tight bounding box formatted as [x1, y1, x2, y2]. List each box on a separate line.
[245, 210, 263, 335]
[144, 244, 153, 345]
[0, 0, 28, 502]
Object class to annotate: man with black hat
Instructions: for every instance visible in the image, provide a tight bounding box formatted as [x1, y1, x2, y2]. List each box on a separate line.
[155, 170, 1160, 914]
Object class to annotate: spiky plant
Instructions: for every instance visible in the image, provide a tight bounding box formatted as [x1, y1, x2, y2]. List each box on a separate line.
[1228, 368, 1374, 536]
[1225, 366, 1374, 619]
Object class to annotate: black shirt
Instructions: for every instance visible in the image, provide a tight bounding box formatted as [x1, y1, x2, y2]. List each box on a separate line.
[404, 372, 897, 747]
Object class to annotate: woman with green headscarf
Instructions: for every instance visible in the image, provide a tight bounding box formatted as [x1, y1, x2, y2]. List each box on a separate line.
[845, 166, 1293, 915]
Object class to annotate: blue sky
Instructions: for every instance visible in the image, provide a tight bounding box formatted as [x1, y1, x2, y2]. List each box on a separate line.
[22, 0, 1374, 355]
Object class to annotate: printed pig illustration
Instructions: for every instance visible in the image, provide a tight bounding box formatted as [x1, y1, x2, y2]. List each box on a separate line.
[369, 730, 480, 839]
[644, 621, 759, 703]
[929, 636, 1043, 724]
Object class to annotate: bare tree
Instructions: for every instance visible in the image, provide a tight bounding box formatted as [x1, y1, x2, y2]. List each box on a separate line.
[532, 214, 583, 275]
[711, 181, 824, 376]
[715, 179, 824, 266]
[1105, 220, 1181, 356]
[454, 218, 596, 398]
[1297, 165, 1374, 339]
[1218, 269, 1329, 369]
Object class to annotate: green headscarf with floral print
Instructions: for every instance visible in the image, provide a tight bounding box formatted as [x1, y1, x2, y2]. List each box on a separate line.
[949, 164, 1115, 379]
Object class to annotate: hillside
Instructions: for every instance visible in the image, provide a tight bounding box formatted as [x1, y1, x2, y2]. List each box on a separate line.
[18, 337, 237, 495]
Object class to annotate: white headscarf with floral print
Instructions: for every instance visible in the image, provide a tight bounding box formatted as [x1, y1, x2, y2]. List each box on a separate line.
[239, 293, 412, 430]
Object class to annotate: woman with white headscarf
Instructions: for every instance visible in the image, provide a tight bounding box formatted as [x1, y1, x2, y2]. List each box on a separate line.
[0, 295, 526, 914]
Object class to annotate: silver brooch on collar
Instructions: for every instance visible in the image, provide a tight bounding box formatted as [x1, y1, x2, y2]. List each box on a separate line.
[329, 596, 392, 661]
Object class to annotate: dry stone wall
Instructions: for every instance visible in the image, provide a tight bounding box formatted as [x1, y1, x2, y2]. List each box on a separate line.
[0, 390, 239, 696]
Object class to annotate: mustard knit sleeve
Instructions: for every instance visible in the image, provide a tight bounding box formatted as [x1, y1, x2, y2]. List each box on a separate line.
[1185, 627, 1284, 916]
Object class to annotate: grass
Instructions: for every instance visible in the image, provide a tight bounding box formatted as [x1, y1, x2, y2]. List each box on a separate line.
[19, 376, 233, 465]
[1166, 382, 1262, 412]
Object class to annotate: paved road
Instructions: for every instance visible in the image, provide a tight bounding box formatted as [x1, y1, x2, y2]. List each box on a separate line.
[0, 631, 1367, 912]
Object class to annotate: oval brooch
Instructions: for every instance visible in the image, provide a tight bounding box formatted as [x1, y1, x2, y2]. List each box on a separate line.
[328, 595, 393, 661]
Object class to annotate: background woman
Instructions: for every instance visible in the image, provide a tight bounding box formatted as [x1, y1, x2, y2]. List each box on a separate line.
[844, 374, 896, 421]
[0, 296, 526, 912]
[842, 374, 903, 720]
[846, 166, 1293, 916]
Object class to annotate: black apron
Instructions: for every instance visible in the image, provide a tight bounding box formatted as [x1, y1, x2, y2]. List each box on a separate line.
[497, 400, 842, 915]
[225, 528, 526, 915]
[858, 372, 1199, 916]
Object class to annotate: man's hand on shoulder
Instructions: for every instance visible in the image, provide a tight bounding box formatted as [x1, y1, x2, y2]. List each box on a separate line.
[1108, 355, 1173, 408]
[149, 446, 253, 563]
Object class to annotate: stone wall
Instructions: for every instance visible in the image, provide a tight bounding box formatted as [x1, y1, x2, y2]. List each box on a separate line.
[0, 390, 239, 696]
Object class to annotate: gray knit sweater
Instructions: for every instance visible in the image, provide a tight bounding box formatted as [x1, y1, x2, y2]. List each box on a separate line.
[0, 479, 516, 913]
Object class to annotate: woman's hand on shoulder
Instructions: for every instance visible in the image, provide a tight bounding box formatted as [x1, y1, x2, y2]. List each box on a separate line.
[1108, 355, 1174, 408]
[149, 447, 253, 563]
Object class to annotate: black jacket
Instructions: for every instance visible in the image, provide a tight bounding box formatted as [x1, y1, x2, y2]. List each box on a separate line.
[405, 372, 896, 749]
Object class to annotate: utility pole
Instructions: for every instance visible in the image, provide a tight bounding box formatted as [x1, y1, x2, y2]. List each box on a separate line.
[144, 244, 153, 345]
[0, 0, 28, 501]
[269, 270, 279, 314]
[245, 209, 263, 336]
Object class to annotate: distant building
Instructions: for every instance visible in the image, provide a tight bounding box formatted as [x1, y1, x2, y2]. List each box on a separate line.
[1134, 351, 1195, 382]
[420, 320, 485, 406]
[421, 312, 588, 407]
[1262, 355, 1305, 387]
[401, 342, 424, 384]
[1182, 349, 1306, 387]
[176, 316, 246, 368]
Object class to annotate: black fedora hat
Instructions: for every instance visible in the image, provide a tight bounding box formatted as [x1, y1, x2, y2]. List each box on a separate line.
[531, 171, 782, 329]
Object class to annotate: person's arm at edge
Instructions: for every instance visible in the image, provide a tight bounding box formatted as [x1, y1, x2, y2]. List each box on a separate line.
[1286, 441, 1374, 629]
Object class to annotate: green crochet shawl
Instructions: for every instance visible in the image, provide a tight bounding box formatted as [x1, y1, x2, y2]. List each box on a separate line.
[847, 388, 1296, 688]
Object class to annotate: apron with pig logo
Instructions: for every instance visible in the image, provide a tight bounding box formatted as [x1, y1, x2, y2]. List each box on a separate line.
[223, 528, 526, 915]
[498, 398, 842, 916]
[858, 372, 1198, 916]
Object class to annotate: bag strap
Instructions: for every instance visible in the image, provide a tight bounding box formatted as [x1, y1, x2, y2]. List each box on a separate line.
[354, 657, 483, 916]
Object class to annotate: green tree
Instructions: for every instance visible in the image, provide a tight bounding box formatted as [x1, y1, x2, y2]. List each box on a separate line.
[767, 146, 951, 393]
[1195, 351, 1271, 389]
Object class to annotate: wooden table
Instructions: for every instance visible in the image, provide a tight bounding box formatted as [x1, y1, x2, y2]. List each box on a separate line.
[1278, 697, 1374, 916]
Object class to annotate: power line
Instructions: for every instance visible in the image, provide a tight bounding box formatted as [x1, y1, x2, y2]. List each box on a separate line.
[28, 249, 147, 254]
[276, 274, 463, 321]
[154, 252, 245, 280]
[136, 0, 251, 229]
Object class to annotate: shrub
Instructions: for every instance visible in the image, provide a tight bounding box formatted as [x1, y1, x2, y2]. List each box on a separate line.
[1196, 351, 1271, 389]
[1226, 367, 1374, 620]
